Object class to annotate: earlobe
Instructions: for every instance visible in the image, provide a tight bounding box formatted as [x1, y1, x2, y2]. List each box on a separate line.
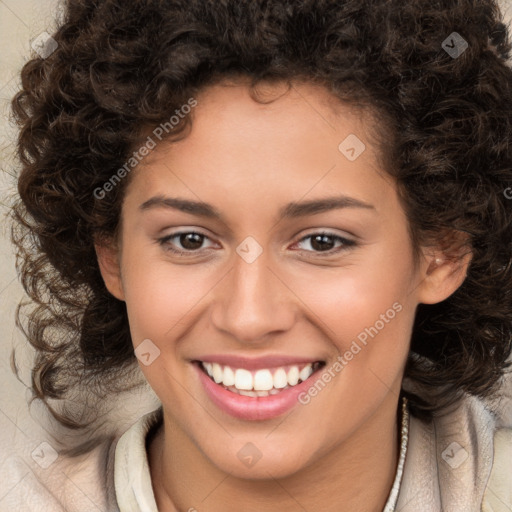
[94, 241, 125, 301]
[417, 248, 472, 305]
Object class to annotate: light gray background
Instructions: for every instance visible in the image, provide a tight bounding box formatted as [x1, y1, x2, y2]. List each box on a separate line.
[0, 0, 511, 506]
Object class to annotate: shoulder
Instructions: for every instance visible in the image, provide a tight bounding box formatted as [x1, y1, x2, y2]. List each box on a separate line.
[482, 427, 512, 512]
[481, 371, 512, 511]
[396, 391, 512, 511]
[0, 454, 67, 512]
[0, 439, 118, 512]
[0, 406, 163, 512]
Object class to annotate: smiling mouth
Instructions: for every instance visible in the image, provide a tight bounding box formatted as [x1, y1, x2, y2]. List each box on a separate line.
[196, 360, 326, 397]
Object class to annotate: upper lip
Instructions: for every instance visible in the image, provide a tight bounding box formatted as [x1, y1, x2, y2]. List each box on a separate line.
[194, 354, 324, 370]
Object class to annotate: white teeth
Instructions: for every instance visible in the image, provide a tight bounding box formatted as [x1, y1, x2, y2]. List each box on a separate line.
[239, 390, 258, 397]
[222, 366, 235, 386]
[234, 369, 253, 390]
[212, 363, 223, 383]
[224, 384, 291, 396]
[253, 369, 274, 391]
[273, 368, 288, 389]
[201, 362, 318, 394]
[299, 365, 314, 382]
[287, 366, 299, 386]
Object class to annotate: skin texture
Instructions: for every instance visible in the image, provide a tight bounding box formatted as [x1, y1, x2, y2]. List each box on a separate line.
[96, 80, 470, 512]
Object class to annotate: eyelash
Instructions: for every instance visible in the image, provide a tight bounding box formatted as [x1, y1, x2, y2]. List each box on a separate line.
[157, 230, 357, 257]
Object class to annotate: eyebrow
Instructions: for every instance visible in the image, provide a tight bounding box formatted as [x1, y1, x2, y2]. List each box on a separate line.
[139, 194, 375, 221]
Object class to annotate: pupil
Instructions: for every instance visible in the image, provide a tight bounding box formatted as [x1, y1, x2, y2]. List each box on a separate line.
[181, 233, 203, 250]
[312, 234, 334, 251]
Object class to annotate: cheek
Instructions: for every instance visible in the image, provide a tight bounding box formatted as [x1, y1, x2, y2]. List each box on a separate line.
[292, 270, 414, 425]
[294, 259, 413, 343]
[121, 256, 214, 343]
[302, 278, 411, 375]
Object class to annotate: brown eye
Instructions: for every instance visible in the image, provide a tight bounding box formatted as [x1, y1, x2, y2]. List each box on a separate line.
[178, 232, 205, 250]
[294, 232, 356, 254]
[310, 234, 336, 251]
[158, 231, 215, 255]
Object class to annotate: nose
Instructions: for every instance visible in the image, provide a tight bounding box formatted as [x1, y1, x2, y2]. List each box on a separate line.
[210, 248, 296, 345]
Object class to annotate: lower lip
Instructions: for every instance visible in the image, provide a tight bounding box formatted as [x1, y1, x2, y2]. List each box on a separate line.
[194, 363, 320, 421]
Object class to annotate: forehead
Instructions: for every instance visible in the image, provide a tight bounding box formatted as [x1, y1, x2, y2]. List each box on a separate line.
[124, 80, 396, 221]
[186, 79, 374, 149]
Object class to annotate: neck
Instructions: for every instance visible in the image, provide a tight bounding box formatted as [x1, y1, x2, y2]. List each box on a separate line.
[149, 396, 402, 512]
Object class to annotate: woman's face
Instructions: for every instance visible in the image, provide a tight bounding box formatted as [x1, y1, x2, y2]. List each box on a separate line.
[100, 80, 452, 478]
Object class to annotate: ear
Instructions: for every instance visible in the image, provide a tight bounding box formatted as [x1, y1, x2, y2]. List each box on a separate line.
[416, 236, 472, 305]
[95, 239, 125, 301]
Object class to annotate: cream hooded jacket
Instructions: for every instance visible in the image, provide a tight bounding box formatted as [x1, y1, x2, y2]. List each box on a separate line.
[1, 391, 511, 512]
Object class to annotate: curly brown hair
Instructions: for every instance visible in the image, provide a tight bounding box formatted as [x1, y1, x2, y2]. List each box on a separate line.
[9, 0, 512, 452]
